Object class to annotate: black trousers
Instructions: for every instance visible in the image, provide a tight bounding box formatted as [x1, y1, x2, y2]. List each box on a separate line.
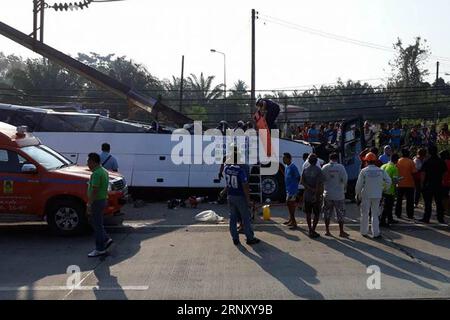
[381, 194, 395, 223]
[414, 181, 423, 206]
[395, 187, 415, 218]
[423, 188, 444, 222]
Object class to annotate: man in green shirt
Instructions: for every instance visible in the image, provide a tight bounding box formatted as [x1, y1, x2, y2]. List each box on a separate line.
[380, 153, 400, 227]
[87, 153, 113, 257]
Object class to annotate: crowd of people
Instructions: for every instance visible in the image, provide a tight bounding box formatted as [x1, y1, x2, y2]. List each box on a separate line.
[358, 145, 450, 225]
[278, 145, 449, 242]
[224, 143, 449, 245]
[286, 121, 450, 150]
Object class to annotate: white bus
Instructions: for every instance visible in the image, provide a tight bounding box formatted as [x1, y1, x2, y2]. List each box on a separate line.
[0, 104, 314, 201]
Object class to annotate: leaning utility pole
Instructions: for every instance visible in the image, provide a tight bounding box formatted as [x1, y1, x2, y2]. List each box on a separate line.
[250, 9, 256, 118]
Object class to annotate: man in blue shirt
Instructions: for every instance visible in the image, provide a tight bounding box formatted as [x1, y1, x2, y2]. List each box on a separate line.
[100, 143, 119, 172]
[223, 146, 260, 246]
[283, 153, 301, 229]
[390, 123, 402, 151]
[308, 124, 319, 143]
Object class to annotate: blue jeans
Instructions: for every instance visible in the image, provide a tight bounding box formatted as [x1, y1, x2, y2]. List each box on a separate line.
[91, 200, 110, 251]
[228, 195, 255, 241]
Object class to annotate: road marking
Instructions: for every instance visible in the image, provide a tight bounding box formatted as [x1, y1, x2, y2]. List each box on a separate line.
[112, 222, 447, 228]
[0, 286, 148, 292]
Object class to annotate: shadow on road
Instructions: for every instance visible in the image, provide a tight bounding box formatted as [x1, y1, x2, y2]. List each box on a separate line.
[238, 241, 323, 299]
[0, 216, 186, 300]
[318, 236, 445, 290]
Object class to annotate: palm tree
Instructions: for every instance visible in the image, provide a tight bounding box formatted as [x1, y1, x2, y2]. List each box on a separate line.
[229, 80, 249, 97]
[186, 72, 223, 104]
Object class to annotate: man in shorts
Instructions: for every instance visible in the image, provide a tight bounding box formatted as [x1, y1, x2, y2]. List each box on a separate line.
[321, 152, 349, 237]
[301, 154, 324, 238]
[283, 153, 301, 229]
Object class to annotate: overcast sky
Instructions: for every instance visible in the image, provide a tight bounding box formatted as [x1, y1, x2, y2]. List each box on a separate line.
[1, 0, 450, 92]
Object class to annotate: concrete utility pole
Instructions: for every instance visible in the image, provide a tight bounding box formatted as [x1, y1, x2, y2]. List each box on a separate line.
[433, 61, 440, 124]
[179, 55, 184, 112]
[32, 0, 45, 42]
[436, 61, 440, 83]
[251, 9, 256, 119]
[284, 97, 288, 138]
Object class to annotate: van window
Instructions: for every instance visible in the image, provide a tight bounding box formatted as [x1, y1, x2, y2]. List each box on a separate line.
[21, 146, 66, 170]
[0, 149, 27, 173]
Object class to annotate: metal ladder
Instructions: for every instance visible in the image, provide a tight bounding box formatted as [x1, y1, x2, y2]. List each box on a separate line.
[247, 142, 263, 218]
[249, 164, 263, 203]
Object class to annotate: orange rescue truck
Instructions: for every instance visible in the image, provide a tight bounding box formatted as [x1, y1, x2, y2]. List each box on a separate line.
[0, 122, 127, 235]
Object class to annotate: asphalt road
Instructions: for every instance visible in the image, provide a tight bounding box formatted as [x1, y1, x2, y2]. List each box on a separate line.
[0, 202, 448, 300]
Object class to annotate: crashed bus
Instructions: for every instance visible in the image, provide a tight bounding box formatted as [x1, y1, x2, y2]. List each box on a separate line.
[0, 103, 364, 202]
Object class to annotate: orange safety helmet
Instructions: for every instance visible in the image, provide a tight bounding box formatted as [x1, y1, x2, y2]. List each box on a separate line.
[364, 152, 377, 162]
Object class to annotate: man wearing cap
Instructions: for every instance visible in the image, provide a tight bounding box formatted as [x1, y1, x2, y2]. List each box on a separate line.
[355, 152, 392, 239]
[379, 145, 392, 165]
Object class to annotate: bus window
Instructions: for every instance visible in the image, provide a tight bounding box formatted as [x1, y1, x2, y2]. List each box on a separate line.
[40, 114, 77, 132]
[12, 111, 45, 131]
[93, 117, 146, 132]
[56, 114, 97, 131]
[39, 114, 97, 132]
[0, 110, 14, 123]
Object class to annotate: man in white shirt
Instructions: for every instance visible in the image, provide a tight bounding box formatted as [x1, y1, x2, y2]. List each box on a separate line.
[355, 152, 391, 239]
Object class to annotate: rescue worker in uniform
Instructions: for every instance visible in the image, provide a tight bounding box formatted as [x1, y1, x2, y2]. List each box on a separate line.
[255, 98, 280, 130]
[355, 152, 392, 239]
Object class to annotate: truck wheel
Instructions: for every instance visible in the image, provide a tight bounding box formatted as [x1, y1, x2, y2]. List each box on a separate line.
[47, 199, 88, 236]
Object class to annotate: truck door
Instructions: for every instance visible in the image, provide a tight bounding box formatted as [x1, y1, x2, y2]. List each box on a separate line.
[0, 149, 40, 214]
[340, 118, 365, 199]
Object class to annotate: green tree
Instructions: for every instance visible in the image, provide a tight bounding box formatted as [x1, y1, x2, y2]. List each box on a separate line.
[387, 37, 432, 119]
[388, 37, 430, 87]
[76, 52, 165, 118]
[4, 56, 85, 106]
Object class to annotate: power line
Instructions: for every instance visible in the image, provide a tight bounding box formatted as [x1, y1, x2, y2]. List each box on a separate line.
[258, 12, 450, 63]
